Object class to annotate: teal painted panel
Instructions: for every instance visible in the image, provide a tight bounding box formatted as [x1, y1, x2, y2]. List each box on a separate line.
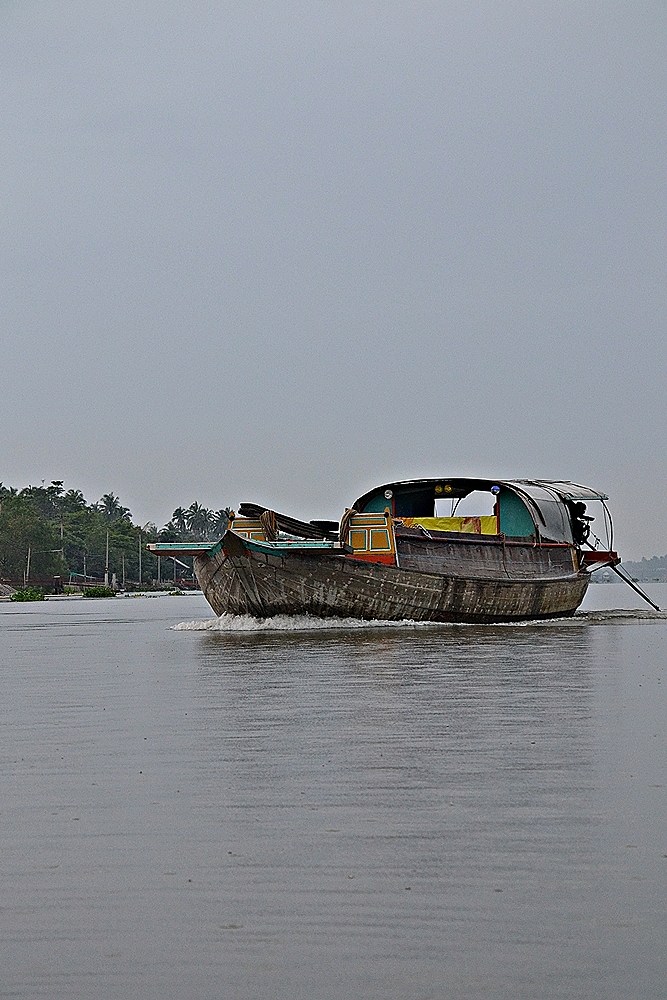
[361, 488, 431, 516]
[499, 489, 535, 538]
[361, 495, 390, 513]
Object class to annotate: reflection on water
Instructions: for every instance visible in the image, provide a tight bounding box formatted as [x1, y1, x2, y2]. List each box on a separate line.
[0, 588, 665, 1000]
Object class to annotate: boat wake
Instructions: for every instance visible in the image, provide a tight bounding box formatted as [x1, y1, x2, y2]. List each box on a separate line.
[173, 614, 443, 632]
[576, 608, 667, 623]
[172, 608, 667, 632]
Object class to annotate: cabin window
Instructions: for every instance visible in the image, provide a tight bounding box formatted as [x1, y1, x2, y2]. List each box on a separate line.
[435, 490, 497, 519]
[393, 491, 432, 517]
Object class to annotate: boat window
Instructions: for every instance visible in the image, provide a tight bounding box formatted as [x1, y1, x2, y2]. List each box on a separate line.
[436, 491, 497, 518]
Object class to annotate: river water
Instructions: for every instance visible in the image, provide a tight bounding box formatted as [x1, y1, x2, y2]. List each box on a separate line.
[1, 584, 665, 999]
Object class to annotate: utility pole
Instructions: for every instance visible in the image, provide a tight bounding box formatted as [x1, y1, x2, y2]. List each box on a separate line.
[137, 524, 151, 590]
[104, 530, 109, 587]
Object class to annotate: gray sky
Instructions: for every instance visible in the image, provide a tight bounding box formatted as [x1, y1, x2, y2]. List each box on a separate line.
[1, 1, 665, 559]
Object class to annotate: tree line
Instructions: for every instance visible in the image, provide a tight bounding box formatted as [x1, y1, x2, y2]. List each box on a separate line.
[0, 481, 229, 587]
[620, 554, 667, 583]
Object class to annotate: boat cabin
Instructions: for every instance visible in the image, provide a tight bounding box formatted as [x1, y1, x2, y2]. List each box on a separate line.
[351, 478, 611, 547]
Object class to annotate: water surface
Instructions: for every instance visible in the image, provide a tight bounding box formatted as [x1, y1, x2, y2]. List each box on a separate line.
[1, 585, 665, 999]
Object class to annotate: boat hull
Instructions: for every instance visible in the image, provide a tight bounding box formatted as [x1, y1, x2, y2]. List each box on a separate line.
[194, 532, 590, 623]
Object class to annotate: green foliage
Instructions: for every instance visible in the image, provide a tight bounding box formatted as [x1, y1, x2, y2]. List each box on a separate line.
[170, 503, 232, 540]
[0, 490, 64, 581]
[95, 493, 132, 522]
[10, 586, 45, 602]
[0, 479, 216, 588]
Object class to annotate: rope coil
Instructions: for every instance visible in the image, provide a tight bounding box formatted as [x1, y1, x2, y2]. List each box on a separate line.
[259, 509, 278, 541]
[338, 508, 357, 546]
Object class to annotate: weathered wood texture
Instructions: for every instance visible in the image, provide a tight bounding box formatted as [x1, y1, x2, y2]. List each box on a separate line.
[394, 528, 578, 580]
[194, 531, 589, 623]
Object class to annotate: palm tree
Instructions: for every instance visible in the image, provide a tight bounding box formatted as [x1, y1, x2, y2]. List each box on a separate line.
[212, 508, 233, 537]
[97, 493, 132, 522]
[159, 521, 179, 542]
[186, 502, 214, 538]
[21, 482, 64, 519]
[171, 507, 188, 536]
[63, 489, 87, 512]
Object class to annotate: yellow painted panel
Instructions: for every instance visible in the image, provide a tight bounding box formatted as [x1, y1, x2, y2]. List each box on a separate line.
[349, 529, 368, 550]
[232, 519, 265, 539]
[401, 516, 497, 535]
[370, 528, 391, 551]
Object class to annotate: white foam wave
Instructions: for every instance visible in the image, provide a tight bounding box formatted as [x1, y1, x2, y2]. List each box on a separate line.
[172, 607, 667, 632]
[172, 614, 441, 633]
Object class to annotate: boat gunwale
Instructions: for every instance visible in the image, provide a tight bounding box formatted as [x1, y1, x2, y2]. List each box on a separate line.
[393, 526, 575, 549]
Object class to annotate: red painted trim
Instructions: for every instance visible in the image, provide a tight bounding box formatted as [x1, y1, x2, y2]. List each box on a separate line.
[582, 550, 620, 566]
[347, 552, 397, 566]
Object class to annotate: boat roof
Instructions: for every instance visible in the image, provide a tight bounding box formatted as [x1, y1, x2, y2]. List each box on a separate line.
[352, 478, 609, 509]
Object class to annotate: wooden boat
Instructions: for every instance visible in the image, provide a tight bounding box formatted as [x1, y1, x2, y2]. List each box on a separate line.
[148, 477, 622, 623]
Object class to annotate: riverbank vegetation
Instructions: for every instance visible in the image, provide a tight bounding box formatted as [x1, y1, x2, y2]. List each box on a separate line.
[0, 480, 228, 589]
[9, 586, 46, 602]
